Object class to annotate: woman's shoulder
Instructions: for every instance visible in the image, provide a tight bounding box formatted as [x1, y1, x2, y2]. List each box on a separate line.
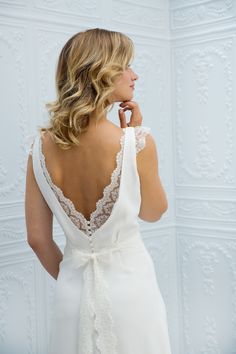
[26, 129, 50, 156]
[133, 125, 152, 154]
[39, 129, 60, 152]
[40, 129, 53, 142]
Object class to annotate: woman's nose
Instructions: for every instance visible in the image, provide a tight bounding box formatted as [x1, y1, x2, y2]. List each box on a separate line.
[133, 70, 138, 80]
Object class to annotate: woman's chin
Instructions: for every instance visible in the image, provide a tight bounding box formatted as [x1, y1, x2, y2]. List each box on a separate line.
[113, 92, 133, 103]
[123, 93, 134, 101]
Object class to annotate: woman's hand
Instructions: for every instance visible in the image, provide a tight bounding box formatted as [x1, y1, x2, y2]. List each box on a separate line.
[118, 100, 143, 128]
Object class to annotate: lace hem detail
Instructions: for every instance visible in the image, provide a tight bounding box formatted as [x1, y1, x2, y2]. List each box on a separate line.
[134, 126, 151, 153]
[38, 130, 126, 236]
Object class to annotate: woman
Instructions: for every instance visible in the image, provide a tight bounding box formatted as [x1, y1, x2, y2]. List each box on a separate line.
[25, 28, 172, 354]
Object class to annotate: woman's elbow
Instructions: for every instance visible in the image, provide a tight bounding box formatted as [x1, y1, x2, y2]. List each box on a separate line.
[27, 235, 39, 249]
[162, 199, 168, 213]
[138, 205, 168, 223]
[27, 232, 46, 249]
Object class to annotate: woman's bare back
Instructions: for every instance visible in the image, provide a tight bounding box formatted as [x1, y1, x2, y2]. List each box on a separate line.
[41, 121, 125, 221]
[39, 121, 168, 224]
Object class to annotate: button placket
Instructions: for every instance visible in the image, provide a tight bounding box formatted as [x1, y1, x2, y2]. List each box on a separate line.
[87, 220, 94, 252]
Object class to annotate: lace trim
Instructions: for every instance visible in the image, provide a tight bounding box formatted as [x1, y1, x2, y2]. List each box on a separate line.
[134, 126, 151, 153]
[26, 134, 36, 156]
[38, 130, 126, 237]
[35, 126, 151, 237]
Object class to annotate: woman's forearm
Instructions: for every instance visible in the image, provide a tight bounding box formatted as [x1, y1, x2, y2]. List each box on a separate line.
[29, 240, 63, 280]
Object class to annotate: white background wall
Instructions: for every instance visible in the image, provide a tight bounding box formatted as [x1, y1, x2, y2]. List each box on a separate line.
[170, 1, 236, 353]
[0, 0, 235, 353]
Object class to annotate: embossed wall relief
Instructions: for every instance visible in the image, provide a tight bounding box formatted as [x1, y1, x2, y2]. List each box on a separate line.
[174, 39, 235, 187]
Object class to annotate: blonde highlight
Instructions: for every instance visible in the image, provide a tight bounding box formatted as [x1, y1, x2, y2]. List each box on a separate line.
[39, 28, 134, 150]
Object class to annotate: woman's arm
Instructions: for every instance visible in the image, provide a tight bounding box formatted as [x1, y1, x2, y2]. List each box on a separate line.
[137, 133, 168, 222]
[25, 153, 63, 280]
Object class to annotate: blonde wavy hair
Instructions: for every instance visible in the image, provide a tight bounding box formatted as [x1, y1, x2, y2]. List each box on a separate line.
[39, 28, 134, 150]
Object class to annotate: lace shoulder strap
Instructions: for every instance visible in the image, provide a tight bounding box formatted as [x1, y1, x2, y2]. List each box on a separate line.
[26, 130, 46, 156]
[134, 126, 151, 154]
[25, 133, 37, 156]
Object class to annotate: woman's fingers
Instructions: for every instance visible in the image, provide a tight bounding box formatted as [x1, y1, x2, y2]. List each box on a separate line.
[118, 100, 142, 127]
[118, 109, 129, 128]
[119, 100, 137, 109]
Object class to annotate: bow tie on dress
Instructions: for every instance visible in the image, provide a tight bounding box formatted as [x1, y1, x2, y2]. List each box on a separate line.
[69, 237, 141, 354]
[70, 239, 135, 272]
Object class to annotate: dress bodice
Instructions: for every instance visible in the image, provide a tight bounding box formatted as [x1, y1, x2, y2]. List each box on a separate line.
[28, 126, 151, 237]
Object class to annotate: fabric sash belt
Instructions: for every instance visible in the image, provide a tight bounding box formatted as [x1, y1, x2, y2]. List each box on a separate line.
[68, 236, 143, 354]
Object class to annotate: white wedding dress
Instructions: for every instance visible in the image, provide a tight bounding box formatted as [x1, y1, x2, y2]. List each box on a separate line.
[29, 126, 172, 354]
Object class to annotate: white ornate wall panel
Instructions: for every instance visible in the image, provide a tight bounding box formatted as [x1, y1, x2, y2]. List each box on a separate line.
[174, 37, 235, 189]
[0, 258, 37, 354]
[170, 0, 236, 32]
[177, 229, 236, 353]
[170, 0, 236, 353]
[111, 0, 169, 34]
[0, 22, 29, 202]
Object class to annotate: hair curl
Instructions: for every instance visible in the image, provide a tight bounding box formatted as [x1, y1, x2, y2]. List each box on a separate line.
[39, 28, 134, 150]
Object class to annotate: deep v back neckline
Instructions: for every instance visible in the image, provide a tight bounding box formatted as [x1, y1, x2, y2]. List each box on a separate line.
[37, 128, 128, 237]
